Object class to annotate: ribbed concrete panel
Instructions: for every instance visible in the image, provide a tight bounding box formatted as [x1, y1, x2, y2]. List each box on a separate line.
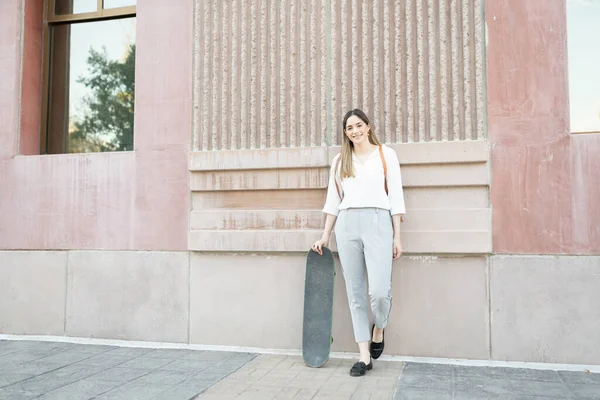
[192, 0, 486, 149]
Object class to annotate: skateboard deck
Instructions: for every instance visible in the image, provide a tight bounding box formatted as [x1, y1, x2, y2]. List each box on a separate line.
[302, 246, 335, 368]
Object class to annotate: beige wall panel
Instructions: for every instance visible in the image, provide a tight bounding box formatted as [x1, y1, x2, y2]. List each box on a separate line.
[189, 229, 491, 254]
[189, 253, 489, 360]
[392, 255, 490, 359]
[192, 189, 327, 210]
[400, 163, 488, 187]
[189, 140, 489, 171]
[65, 251, 189, 343]
[190, 162, 487, 192]
[189, 253, 306, 349]
[0, 251, 67, 335]
[189, 147, 329, 171]
[191, 186, 488, 211]
[402, 208, 490, 232]
[403, 186, 489, 209]
[190, 168, 329, 191]
[191, 210, 326, 230]
[490, 255, 600, 365]
[191, 208, 491, 232]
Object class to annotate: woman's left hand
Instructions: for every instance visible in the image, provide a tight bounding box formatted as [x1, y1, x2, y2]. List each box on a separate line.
[393, 237, 402, 260]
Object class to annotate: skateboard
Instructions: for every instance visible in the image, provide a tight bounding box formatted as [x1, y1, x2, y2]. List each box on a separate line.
[302, 246, 335, 368]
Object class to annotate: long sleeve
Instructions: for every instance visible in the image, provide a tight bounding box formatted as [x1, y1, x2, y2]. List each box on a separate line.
[386, 148, 406, 216]
[322, 154, 342, 216]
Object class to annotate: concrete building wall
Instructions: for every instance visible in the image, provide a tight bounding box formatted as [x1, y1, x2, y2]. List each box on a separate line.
[1, 0, 599, 366]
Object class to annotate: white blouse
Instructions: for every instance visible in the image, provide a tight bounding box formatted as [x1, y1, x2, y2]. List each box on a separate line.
[322, 144, 406, 217]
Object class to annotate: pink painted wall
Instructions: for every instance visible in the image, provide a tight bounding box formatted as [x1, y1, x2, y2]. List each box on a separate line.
[0, 1, 21, 160]
[488, 0, 600, 254]
[0, 0, 192, 251]
[19, 0, 43, 156]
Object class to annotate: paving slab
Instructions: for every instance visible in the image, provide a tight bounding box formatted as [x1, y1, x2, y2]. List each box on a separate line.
[2, 340, 600, 400]
[194, 354, 403, 400]
[393, 362, 600, 400]
[0, 340, 257, 400]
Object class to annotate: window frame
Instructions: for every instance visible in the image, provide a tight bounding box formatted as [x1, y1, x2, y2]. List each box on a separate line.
[566, 0, 600, 136]
[40, 0, 137, 154]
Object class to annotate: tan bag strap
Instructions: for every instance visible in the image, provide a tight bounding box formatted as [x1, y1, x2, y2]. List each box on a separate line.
[334, 155, 342, 200]
[379, 145, 388, 195]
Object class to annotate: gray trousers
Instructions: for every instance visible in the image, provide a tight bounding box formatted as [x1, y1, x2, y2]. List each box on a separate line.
[335, 208, 394, 343]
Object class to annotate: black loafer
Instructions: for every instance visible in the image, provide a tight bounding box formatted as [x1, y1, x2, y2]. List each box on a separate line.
[370, 324, 385, 359]
[349, 359, 373, 377]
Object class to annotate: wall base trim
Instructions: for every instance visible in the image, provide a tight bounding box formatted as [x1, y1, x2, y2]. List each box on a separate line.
[2, 334, 598, 374]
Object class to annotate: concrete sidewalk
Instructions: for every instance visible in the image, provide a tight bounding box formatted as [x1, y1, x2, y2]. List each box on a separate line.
[1, 339, 599, 399]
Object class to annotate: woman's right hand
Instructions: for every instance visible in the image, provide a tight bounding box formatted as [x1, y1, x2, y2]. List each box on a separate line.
[311, 237, 329, 255]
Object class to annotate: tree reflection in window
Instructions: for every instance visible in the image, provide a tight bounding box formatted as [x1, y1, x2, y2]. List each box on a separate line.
[70, 44, 135, 153]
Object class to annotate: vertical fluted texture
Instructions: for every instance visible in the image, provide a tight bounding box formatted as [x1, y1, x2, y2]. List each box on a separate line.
[373, 0, 382, 139]
[394, 1, 406, 143]
[269, 0, 277, 147]
[320, 0, 328, 146]
[260, 0, 268, 148]
[289, 0, 297, 147]
[250, 0, 258, 148]
[451, 0, 461, 141]
[406, 0, 415, 142]
[279, 0, 287, 147]
[362, 0, 371, 114]
[200, 0, 211, 150]
[462, 0, 472, 141]
[428, 0, 438, 141]
[230, 0, 239, 149]
[474, 0, 485, 140]
[440, 0, 450, 141]
[211, 0, 220, 149]
[221, 0, 230, 149]
[192, 1, 202, 150]
[192, 0, 486, 148]
[310, 0, 318, 146]
[240, 0, 248, 149]
[340, 0, 349, 121]
[351, 0, 359, 108]
[330, 0, 339, 145]
[383, 1, 392, 143]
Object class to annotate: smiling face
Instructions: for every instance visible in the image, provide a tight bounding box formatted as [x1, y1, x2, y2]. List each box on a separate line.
[344, 115, 370, 146]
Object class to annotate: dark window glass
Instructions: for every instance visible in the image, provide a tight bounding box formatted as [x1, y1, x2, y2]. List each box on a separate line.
[55, 0, 97, 15]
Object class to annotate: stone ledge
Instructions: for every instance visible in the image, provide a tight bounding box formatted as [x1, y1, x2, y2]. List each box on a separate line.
[188, 229, 492, 254]
[189, 140, 490, 171]
[190, 163, 489, 191]
[190, 208, 491, 231]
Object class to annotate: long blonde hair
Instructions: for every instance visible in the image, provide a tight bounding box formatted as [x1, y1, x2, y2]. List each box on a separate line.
[338, 109, 382, 180]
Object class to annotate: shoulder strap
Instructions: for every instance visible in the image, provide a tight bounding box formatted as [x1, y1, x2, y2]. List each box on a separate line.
[333, 155, 343, 200]
[379, 145, 388, 195]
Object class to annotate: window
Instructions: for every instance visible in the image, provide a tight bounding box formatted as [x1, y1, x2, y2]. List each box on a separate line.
[42, 0, 136, 154]
[567, 0, 600, 134]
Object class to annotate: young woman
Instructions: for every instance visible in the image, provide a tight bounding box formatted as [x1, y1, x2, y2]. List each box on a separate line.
[312, 109, 405, 377]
